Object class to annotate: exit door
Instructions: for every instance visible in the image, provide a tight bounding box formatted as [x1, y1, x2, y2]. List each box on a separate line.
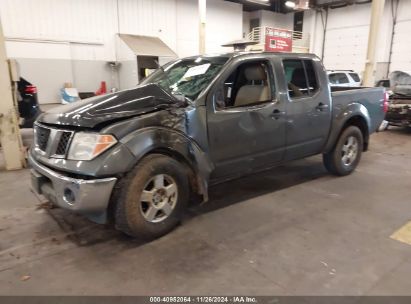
[137, 55, 159, 82]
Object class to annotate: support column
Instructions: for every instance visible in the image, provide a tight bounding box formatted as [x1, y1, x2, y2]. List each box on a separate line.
[363, 0, 386, 87]
[0, 18, 25, 170]
[199, 0, 206, 55]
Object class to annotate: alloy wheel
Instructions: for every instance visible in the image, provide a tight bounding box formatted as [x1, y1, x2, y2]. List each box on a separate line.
[341, 136, 359, 167]
[139, 174, 178, 223]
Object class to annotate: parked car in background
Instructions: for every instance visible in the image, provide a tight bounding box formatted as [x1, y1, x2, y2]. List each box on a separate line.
[384, 71, 411, 128]
[328, 70, 361, 87]
[29, 52, 386, 239]
[375, 79, 393, 96]
[386, 94, 411, 128]
[17, 77, 41, 128]
[376, 71, 411, 94]
[376, 79, 390, 88]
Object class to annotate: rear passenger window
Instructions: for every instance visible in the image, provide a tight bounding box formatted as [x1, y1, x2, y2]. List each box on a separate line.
[283, 59, 318, 98]
[349, 73, 360, 82]
[329, 73, 349, 84]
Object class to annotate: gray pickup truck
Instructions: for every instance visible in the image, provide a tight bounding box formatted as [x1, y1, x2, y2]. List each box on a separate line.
[29, 52, 387, 239]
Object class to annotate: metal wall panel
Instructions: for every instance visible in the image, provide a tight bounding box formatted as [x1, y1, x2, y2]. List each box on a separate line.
[118, 0, 177, 51]
[0, 0, 244, 103]
[389, 0, 411, 73]
[0, 0, 116, 43]
[0, 0, 243, 60]
[0, 0, 178, 59]
[0, 0, 118, 60]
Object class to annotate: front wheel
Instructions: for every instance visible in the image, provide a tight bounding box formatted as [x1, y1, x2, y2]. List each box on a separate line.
[323, 126, 363, 176]
[113, 154, 189, 240]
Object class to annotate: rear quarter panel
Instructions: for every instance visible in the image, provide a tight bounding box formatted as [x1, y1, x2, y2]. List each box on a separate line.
[331, 87, 385, 133]
[324, 87, 385, 152]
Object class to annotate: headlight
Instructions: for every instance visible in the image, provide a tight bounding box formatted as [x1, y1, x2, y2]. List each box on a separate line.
[67, 132, 117, 161]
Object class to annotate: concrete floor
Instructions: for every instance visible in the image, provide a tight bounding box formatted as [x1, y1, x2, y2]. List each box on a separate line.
[0, 128, 410, 295]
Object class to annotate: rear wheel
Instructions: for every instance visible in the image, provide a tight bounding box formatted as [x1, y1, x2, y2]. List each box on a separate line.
[113, 154, 189, 240]
[323, 126, 363, 176]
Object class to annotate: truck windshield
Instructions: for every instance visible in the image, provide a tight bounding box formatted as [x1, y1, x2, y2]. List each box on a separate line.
[141, 56, 229, 101]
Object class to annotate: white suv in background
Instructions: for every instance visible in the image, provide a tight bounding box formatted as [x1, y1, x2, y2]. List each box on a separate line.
[327, 70, 362, 87]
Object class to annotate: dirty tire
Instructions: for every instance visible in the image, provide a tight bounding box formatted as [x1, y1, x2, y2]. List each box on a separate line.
[323, 126, 363, 176]
[113, 154, 189, 240]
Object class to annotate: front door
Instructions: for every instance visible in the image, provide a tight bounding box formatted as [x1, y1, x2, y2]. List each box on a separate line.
[207, 58, 286, 180]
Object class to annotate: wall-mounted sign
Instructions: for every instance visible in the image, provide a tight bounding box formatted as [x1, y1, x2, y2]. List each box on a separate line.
[264, 27, 293, 52]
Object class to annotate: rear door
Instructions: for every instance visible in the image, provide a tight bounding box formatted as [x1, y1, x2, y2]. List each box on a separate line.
[282, 58, 332, 160]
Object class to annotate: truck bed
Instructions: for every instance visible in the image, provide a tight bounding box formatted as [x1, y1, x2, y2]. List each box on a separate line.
[331, 86, 385, 133]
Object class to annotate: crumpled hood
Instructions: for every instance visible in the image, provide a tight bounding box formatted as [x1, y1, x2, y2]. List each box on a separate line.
[38, 83, 183, 128]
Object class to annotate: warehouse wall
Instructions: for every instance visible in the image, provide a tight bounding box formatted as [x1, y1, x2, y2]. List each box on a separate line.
[260, 10, 293, 30]
[206, 0, 242, 54]
[303, 5, 370, 73]
[175, 0, 242, 56]
[176, 0, 199, 57]
[389, 0, 411, 73]
[306, 0, 411, 81]
[0, 0, 242, 103]
[242, 10, 294, 39]
[323, 4, 371, 74]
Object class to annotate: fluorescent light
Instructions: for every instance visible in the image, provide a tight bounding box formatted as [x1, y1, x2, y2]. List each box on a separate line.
[285, 1, 296, 8]
[246, 0, 270, 6]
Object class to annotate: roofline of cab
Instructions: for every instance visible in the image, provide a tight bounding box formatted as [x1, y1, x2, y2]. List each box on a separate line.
[180, 51, 320, 61]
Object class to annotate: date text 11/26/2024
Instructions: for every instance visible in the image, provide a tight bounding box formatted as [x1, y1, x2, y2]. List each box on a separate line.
[149, 297, 257, 303]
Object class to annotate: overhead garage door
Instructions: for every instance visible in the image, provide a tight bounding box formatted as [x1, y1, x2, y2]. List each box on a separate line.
[389, 19, 411, 73]
[320, 4, 371, 75]
[323, 24, 369, 74]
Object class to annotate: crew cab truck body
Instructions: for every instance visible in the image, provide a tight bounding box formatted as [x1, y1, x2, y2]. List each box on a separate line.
[29, 52, 386, 239]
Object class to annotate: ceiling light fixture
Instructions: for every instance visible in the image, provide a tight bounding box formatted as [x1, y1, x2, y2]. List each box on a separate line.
[246, 0, 271, 6]
[285, 1, 296, 8]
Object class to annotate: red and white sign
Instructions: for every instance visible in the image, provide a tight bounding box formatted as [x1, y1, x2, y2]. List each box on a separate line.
[264, 27, 292, 52]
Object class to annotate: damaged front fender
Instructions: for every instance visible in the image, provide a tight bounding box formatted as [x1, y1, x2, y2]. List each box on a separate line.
[121, 127, 213, 202]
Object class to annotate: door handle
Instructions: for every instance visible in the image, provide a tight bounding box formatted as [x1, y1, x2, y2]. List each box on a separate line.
[270, 109, 285, 119]
[316, 102, 329, 111]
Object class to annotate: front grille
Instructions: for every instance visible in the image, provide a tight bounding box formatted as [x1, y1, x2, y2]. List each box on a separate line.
[55, 131, 73, 155]
[35, 125, 51, 152]
[34, 123, 74, 157]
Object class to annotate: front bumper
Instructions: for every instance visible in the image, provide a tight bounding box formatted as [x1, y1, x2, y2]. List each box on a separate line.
[28, 152, 117, 223]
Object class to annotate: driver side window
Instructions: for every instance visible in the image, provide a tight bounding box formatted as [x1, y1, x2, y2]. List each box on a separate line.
[216, 61, 274, 109]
